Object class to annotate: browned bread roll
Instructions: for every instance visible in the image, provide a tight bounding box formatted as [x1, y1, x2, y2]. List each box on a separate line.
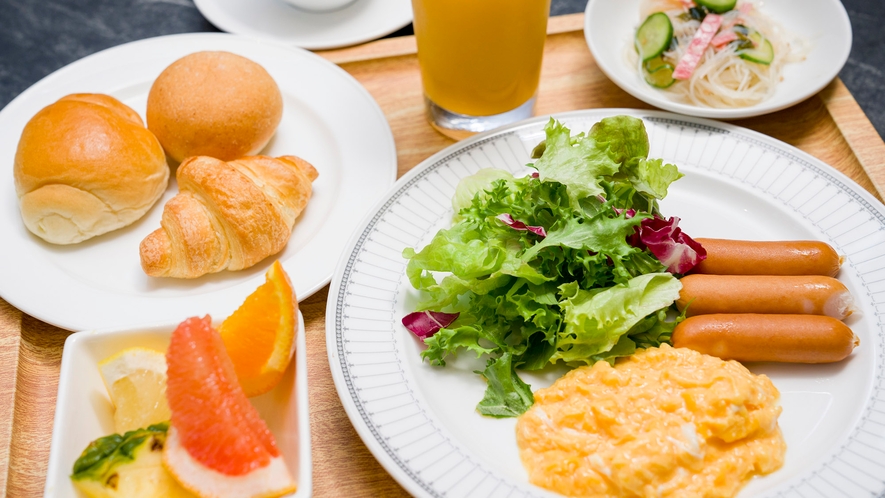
[146, 51, 283, 163]
[14, 93, 169, 244]
[139, 155, 317, 278]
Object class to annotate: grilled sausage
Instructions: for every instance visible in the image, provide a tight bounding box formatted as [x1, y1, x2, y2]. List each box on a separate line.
[676, 274, 854, 319]
[672, 314, 859, 363]
[693, 238, 841, 276]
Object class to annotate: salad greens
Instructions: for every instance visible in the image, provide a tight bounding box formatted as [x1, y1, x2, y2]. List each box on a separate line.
[402, 116, 704, 417]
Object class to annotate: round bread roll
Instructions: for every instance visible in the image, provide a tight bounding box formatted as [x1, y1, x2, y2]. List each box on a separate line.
[14, 93, 169, 245]
[146, 51, 283, 163]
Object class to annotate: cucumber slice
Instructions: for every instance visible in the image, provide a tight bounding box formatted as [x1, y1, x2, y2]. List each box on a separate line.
[737, 29, 774, 65]
[694, 0, 737, 13]
[635, 12, 674, 61]
[643, 56, 676, 88]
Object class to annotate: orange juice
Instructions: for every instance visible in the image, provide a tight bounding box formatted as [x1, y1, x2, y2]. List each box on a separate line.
[411, 0, 551, 117]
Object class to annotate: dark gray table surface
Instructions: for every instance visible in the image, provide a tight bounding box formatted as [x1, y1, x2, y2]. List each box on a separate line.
[1, 0, 882, 139]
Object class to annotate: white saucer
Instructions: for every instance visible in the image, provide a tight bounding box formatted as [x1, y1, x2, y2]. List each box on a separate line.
[194, 0, 412, 50]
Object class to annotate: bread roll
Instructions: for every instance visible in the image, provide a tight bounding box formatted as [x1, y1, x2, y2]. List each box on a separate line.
[14, 93, 169, 244]
[146, 51, 283, 163]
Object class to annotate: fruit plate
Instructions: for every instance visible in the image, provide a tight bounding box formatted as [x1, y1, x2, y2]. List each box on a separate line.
[326, 109, 885, 497]
[0, 32, 397, 332]
[43, 311, 311, 497]
[584, 0, 852, 119]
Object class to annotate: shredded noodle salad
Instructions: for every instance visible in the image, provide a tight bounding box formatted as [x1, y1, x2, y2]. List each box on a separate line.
[628, 0, 808, 108]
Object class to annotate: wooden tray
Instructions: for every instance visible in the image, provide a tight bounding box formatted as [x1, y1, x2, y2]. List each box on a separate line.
[2, 13, 884, 497]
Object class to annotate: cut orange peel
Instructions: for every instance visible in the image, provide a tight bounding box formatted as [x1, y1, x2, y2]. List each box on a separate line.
[220, 260, 298, 397]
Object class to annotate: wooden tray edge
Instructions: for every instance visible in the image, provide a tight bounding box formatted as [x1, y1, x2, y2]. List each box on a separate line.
[819, 78, 885, 200]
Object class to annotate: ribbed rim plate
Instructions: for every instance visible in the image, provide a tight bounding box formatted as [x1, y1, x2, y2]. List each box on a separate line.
[327, 109, 884, 498]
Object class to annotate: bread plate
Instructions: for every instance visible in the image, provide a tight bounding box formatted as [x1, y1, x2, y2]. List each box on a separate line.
[326, 109, 885, 497]
[44, 311, 310, 497]
[585, 0, 852, 119]
[0, 33, 396, 331]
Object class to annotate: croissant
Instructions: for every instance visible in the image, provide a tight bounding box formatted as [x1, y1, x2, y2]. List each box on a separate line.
[139, 155, 318, 278]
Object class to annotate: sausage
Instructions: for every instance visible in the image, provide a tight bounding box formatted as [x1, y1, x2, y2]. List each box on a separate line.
[676, 274, 854, 319]
[693, 238, 841, 276]
[672, 314, 859, 363]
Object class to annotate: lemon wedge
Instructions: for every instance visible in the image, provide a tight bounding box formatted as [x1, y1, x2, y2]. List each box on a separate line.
[99, 347, 171, 433]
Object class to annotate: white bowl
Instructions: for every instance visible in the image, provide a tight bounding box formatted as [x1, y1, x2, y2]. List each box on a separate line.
[43, 312, 311, 497]
[584, 0, 852, 119]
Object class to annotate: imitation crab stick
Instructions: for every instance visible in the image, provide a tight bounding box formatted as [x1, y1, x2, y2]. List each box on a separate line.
[672, 314, 859, 363]
[676, 274, 855, 319]
[692, 239, 842, 276]
[673, 13, 722, 79]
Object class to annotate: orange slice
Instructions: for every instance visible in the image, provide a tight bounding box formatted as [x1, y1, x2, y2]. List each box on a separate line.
[220, 260, 297, 397]
[164, 316, 296, 497]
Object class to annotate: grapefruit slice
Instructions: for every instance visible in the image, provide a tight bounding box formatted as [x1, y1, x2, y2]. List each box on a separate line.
[164, 316, 296, 497]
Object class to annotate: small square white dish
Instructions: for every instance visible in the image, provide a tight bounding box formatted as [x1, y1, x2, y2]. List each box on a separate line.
[43, 311, 311, 498]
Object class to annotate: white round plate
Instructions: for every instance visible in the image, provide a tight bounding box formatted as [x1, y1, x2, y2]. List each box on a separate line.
[0, 33, 396, 331]
[585, 0, 852, 119]
[194, 0, 412, 50]
[327, 109, 885, 497]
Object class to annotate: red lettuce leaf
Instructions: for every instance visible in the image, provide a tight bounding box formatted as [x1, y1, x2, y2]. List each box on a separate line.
[496, 213, 547, 238]
[402, 311, 460, 339]
[634, 215, 706, 274]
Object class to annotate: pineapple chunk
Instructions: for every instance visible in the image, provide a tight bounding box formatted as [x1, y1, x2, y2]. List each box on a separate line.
[71, 422, 192, 498]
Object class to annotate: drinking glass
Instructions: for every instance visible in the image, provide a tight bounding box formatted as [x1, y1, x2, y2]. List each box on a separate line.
[411, 0, 551, 139]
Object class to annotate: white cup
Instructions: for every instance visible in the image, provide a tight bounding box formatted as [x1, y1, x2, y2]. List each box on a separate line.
[282, 0, 357, 12]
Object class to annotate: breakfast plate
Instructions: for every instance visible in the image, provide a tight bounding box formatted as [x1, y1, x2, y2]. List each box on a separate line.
[0, 33, 396, 331]
[193, 0, 412, 50]
[44, 311, 311, 497]
[584, 0, 852, 119]
[326, 109, 885, 497]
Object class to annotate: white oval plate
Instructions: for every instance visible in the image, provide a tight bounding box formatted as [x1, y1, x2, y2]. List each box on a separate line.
[327, 109, 885, 498]
[45, 311, 310, 498]
[585, 0, 852, 119]
[194, 0, 412, 51]
[0, 33, 396, 331]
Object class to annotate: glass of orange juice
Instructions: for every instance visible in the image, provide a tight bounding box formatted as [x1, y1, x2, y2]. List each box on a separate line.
[411, 0, 551, 139]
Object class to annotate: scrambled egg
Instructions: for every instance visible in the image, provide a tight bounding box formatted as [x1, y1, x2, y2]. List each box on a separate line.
[516, 344, 785, 497]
